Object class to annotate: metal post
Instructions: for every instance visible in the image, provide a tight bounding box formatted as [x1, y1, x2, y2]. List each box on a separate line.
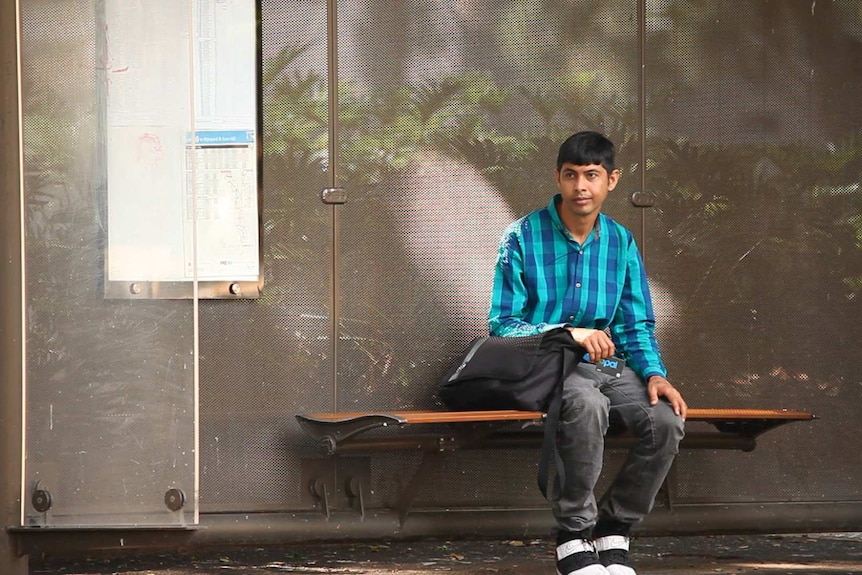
[326, 0, 340, 411]
[0, 0, 27, 573]
[637, 0, 648, 252]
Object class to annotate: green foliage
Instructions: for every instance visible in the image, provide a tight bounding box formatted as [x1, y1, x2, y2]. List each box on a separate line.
[256, 41, 862, 398]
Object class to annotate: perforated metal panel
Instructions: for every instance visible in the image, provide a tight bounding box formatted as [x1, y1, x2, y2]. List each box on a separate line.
[334, 0, 641, 404]
[192, 0, 862, 517]
[197, 0, 332, 512]
[643, 0, 862, 503]
[330, 0, 644, 512]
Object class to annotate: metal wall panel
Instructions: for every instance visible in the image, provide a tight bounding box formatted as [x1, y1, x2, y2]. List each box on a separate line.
[332, 0, 643, 510]
[643, 0, 862, 504]
[17, 0, 862, 526]
[195, 0, 650, 515]
[333, 3, 644, 395]
[196, 0, 862, 517]
[197, 0, 332, 512]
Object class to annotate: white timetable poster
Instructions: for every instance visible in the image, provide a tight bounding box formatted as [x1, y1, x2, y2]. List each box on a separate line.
[104, 0, 259, 291]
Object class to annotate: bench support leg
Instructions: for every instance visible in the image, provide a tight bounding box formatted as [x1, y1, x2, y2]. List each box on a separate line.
[346, 476, 366, 520]
[394, 451, 442, 526]
[310, 477, 332, 520]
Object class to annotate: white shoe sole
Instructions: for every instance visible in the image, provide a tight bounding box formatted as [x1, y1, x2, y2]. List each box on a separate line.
[557, 564, 610, 575]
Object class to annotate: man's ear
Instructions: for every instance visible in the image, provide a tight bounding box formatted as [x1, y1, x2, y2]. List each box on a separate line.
[608, 169, 621, 191]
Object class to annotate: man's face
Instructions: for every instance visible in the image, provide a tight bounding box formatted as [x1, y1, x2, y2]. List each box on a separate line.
[554, 162, 620, 220]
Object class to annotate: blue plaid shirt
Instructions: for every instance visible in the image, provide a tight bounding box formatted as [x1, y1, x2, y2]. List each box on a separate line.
[489, 194, 667, 380]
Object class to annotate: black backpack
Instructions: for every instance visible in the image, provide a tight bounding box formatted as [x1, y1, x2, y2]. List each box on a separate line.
[439, 327, 581, 411]
[439, 327, 583, 498]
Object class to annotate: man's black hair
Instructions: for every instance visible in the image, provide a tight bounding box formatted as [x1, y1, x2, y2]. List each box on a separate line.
[556, 131, 616, 172]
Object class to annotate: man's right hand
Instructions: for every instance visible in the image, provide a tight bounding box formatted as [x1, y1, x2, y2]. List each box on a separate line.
[567, 327, 616, 362]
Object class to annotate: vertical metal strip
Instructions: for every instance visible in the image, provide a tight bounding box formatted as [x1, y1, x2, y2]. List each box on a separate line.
[638, 0, 647, 254]
[327, 0, 339, 410]
[187, 0, 201, 524]
[1, 0, 28, 571]
[13, 0, 26, 530]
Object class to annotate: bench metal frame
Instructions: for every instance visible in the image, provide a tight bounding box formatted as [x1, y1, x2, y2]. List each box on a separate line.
[295, 408, 815, 524]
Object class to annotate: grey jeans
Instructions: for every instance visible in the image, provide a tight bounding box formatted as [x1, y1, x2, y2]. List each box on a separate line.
[552, 361, 685, 533]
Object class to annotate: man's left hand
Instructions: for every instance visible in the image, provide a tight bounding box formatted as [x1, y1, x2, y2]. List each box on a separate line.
[647, 376, 687, 420]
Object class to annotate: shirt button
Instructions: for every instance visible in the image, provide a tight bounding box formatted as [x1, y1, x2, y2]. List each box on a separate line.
[579, 250, 584, 255]
[568, 315, 575, 321]
[575, 282, 582, 288]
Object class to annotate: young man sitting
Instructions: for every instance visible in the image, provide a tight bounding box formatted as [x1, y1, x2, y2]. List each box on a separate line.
[488, 131, 687, 575]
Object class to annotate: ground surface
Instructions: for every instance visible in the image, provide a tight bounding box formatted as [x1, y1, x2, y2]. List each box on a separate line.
[29, 533, 862, 575]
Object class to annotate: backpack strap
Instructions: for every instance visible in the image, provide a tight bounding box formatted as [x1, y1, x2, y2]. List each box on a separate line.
[537, 343, 579, 500]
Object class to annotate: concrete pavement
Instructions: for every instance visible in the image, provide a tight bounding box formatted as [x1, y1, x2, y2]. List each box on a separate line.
[28, 532, 862, 574]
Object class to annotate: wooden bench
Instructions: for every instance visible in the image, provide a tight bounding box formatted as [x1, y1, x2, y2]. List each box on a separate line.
[295, 408, 815, 522]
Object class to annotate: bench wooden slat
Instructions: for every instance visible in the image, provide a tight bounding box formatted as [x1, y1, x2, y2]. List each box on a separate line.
[297, 408, 816, 455]
[686, 408, 814, 421]
[304, 409, 545, 425]
[303, 407, 815, 426]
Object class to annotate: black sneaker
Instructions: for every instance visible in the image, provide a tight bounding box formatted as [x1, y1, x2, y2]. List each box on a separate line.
[594, 535, 636, 575]
[555, 534, 610, 575]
